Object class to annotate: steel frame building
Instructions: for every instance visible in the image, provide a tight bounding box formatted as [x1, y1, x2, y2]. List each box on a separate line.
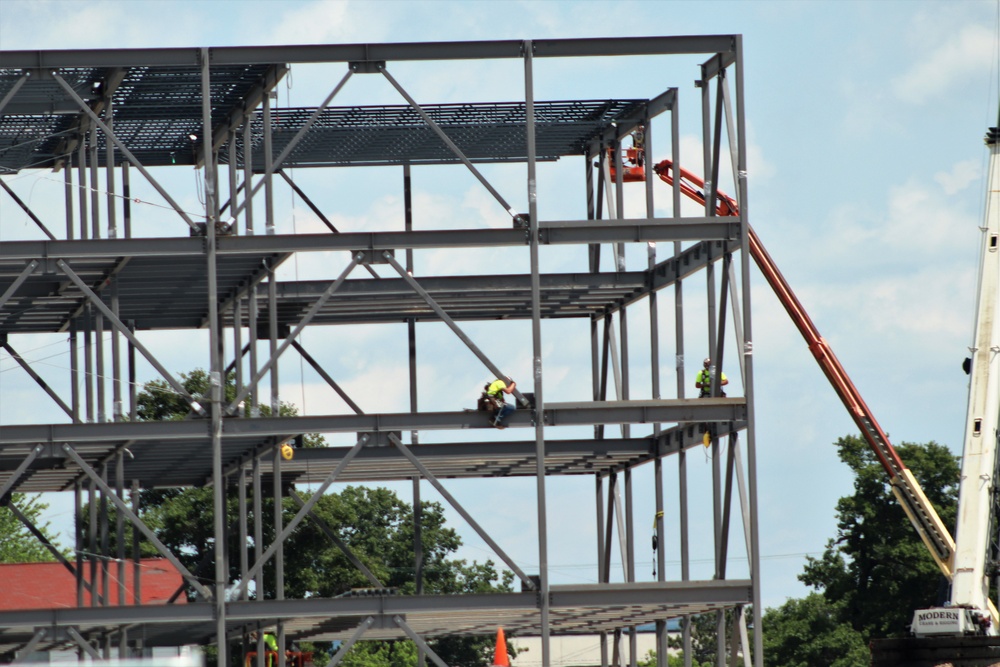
[0, 36, 760, 666]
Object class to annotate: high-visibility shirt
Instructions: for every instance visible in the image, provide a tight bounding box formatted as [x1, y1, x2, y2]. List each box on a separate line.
[487, 379, 508, 397]
[696, 370, 727, 395]
[264, 634, 278, 652]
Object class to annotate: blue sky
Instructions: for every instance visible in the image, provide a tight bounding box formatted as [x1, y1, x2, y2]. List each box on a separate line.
[1, 0, 998, 613]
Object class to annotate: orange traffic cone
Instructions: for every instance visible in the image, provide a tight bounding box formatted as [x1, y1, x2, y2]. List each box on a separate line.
[492, 627, 510, 667]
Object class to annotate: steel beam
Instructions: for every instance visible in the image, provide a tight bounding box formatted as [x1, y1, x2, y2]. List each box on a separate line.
[0, 36, 739, 69]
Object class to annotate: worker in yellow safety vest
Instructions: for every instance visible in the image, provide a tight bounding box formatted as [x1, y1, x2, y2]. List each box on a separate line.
[486, 377, 517, 429]
[251, 631, 280, 667]
[695, 357, 728, 398]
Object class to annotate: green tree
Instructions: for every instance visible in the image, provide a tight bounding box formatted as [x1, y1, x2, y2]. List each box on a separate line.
[0, 493, 62, 563]
[799, 436, 959, 640]
[761, 593, 868, 667]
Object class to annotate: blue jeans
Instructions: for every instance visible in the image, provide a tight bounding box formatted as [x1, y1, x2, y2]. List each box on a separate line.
[494, 402, 515, 425]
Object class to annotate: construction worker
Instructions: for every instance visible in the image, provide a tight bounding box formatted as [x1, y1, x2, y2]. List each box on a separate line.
[695, 357, 728, 398]
[250, 631, 280, 667]
[486, 377, 517, 429]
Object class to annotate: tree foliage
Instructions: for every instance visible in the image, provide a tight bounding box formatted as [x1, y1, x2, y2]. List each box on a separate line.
[761, 593, 868, 667]
[799, 435, 959, 639]
[0, 493, 62, 563]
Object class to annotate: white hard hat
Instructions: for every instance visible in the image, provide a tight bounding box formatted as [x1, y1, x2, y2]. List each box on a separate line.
[703, 357, 711, 367]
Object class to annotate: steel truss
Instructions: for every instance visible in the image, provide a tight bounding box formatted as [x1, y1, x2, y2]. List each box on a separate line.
[0, 36, 760, 667]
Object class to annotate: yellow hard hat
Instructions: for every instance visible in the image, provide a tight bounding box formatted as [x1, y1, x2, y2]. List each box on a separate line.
[281, 443, 294, 461]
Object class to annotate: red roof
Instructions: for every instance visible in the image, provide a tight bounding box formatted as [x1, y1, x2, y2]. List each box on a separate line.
[0, 558, 187, 610]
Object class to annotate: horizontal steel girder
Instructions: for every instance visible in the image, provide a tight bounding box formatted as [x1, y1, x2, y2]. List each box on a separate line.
[0, 36, 738, 69]
[0, 579, 752, 630]
[0, 399, 746, 445]
[0, 222, 741, 261]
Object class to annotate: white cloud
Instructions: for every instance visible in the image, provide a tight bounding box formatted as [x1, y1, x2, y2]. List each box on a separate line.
[266, 0, 360, 45]
[934, 159, 981, 196]
[891, 23, 994, 104]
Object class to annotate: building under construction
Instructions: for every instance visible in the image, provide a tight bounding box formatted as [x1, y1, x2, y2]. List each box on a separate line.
[0, 36, 759, 666]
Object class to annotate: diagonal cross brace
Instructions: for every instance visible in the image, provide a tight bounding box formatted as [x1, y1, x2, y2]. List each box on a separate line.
[379, 66, 522, 224]
[56, 259, 205, 416]
[231, 70, 354, 220]
[0, 71, 29, 116]
[394, 615, 452, 667]
[226, 253, 362, 414]
[0, 445, 42, 502]
[232, 435, 369, 599]
[382, 252, 529, 408]
[327, 617, 374, 667]
[0, 179, 56, 240]
[289, 489, 382, 587]
[387, 433, 535, 589]
[2, 341, 74, 418]
[0, 260, 38, 312]
[10, 628, 46, 665]
[51, 72, 198, 231]
[65, 628, 101, 660]
[61, 444, 214, 600]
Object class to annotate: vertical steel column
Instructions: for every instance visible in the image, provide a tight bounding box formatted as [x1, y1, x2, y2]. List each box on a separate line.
[64, 159, 74, 240]
[596, 475, 608, 667]
[200, 47, 228, 667]
[523, 39, 550, 666]
[84, 308, 93, 423]
[273, 446, 286, 667]
[235, 300, 244, 414]
[99, 463, 109, 606]
[74, 481, 83, 607]
[239, 466, 249, 600]
[96, 306, 106, 422]
[111, 276, 122, 422]
[674, 84, 692, 667]
[263, 91, 275, 235]
[404, 163, 426, 667]
[243, 120, 255, 236]
[625, 467, 636, 667]
[730, 37, 762, 667]
[77, 136, 87, 240]
[116, 453, 125, 606]
[228, 132, 239, 238]
[132, 478, 140, 605]
[70, 322, 80, 423]
[106, 96, 117, 239]
[268, 262, 279, 414]
[122, 162, 131, 238]
[253, 454, 264, 617]
[88, 479, 97, 606]
[89, 123, 99, 240]
[128, 321, 137, 422]
[248, 285, 259, 416]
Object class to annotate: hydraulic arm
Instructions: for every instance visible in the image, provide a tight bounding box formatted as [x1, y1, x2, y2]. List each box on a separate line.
[647, 157, 959, 581]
